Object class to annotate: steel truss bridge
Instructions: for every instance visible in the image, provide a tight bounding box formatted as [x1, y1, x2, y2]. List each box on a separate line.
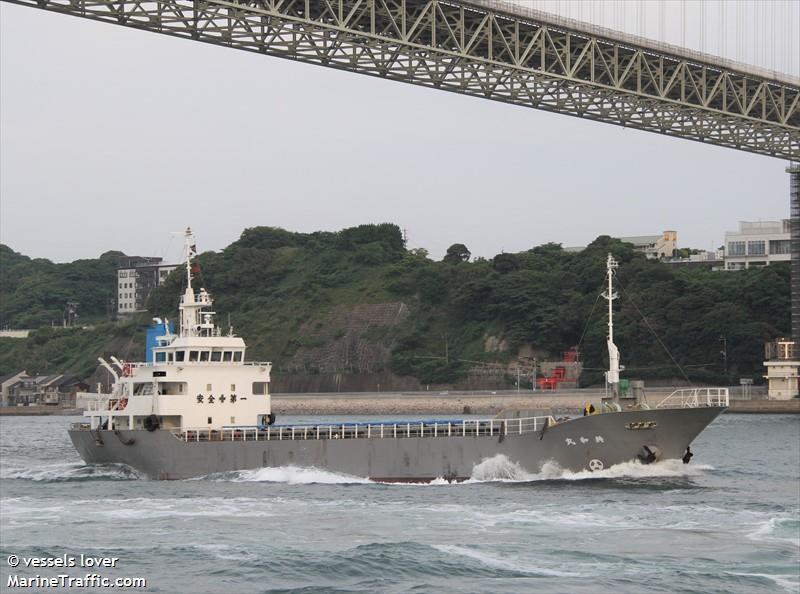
[5, 0, 799, 159]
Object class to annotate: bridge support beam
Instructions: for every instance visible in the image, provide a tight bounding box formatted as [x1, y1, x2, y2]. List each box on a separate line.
[2, 0, 798, 159]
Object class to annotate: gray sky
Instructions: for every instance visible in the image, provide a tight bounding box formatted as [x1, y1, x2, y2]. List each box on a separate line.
[1, 1, 797, 264]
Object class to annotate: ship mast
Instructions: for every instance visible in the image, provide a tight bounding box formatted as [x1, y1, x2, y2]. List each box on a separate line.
[604, 253, 620, 400]
[179, 227, 206, 338]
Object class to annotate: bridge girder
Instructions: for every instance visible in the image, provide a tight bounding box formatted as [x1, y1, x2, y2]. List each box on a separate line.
[5, 0, 800, 158]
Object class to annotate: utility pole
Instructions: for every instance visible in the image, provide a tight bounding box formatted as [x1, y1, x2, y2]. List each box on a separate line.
[719, 335, 728, 377]
[64, 301, 79, 328]
[107, 296, 116, 320]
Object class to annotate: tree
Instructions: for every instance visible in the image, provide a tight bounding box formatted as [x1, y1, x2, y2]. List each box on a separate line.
[444, 243, 471, 264]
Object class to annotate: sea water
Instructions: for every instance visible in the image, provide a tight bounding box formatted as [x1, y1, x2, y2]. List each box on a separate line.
[0, 414, 798, 593]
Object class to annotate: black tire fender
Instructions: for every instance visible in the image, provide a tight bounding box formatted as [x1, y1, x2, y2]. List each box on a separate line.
[144, 414, 160, 432]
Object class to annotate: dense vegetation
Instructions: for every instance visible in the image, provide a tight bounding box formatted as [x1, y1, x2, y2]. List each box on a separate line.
[0, 225, 790, 387]
[0, 244, 120, 328]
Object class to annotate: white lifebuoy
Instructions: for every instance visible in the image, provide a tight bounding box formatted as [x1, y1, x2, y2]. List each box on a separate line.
[588, 459, 605, 472]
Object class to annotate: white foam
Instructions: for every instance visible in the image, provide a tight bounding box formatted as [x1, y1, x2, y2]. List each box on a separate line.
[426, 477, 452, 485]
[467, 454, 714, 483]
[726, 572, 800, 592]
[469, 454, 537, 481]
[1, 495, 278, 522]
[0, 462, 139, 482]
[541, 458, 715, 481]
[433, 544, 572, 577]
[748, 517, 800, 549]
[217, 465, 371, 485]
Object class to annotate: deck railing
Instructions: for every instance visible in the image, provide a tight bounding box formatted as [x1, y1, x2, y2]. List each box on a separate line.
[126, 361, 272, 369]
[86, 398, 129, 411]
[170, 416, 556, 443]
[86, 398, 113, 412]
[655, 388, 730, 409]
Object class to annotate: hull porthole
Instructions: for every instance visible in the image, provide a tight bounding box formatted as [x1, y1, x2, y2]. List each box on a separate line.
[588, 459, 604, 472]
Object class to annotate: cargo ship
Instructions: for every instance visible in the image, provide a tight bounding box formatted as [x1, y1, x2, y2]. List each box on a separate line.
[69, 229, 727, 480]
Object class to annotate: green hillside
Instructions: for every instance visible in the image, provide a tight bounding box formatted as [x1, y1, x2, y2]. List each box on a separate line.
[0, 244, 121, 328]
[0, 224, 790, 387]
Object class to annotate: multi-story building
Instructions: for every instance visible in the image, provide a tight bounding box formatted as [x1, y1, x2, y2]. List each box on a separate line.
[117, 256, 178, 317]
[723, 220, 791, 270]
[617, 231, 678, 259]
[565, 230, 678, 259]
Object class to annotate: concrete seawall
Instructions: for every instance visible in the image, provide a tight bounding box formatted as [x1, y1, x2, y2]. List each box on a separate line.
[271, 393, 800, 416]
[1, 395, 798, 417]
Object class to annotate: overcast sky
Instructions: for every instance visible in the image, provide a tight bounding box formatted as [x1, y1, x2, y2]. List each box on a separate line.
[1, 1, 797, 264]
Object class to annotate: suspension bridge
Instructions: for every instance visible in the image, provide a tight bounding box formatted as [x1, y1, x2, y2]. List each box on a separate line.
[3, 0, 799, 159]
[4, 0, 800, 343]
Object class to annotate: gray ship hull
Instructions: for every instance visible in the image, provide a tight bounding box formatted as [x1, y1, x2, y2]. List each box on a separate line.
[68, 407, 724, 481]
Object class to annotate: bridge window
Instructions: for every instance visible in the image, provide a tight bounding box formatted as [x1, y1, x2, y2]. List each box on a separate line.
[155, 352, 166, 363]
[211, 351, 222, 362]
[727, 241, 745, 256]
[748, 240, 766, 256]
[770, 239, 791, 254]
[233, 352, 243, 362]
[189, 351, 199, 362]
[207, 417, 212, 425]
[158, 382, 186, 395]
[223, 352, 232, 362]
[252, 382, 267, 395]
[199, 351, 210, 362]
[167, 352, 173, 362]
[175, 351, 185, 362]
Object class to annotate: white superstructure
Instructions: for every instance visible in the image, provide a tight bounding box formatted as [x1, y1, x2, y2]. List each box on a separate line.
[85, 228, 273, 432]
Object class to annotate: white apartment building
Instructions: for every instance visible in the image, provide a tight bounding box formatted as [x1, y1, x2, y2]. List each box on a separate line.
[118, 257, 178, 316]
[724, 220, 791, 270]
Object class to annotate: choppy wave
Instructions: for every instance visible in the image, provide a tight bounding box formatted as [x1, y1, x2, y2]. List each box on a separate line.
[186, 541, 535, 581]
[198, 455, 714, 486]
[467, 454, 714, 483]
[1, 462, 140, 482]
[725, 572, 800, 593]
[432, 544, 572, 577]
[748, 516, 800, 549]
[208, 465, 372, 485]
[0, 455, 713, 486]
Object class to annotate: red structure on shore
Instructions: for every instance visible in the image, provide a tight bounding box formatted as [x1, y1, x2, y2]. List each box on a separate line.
[537, 349, 581, 391]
